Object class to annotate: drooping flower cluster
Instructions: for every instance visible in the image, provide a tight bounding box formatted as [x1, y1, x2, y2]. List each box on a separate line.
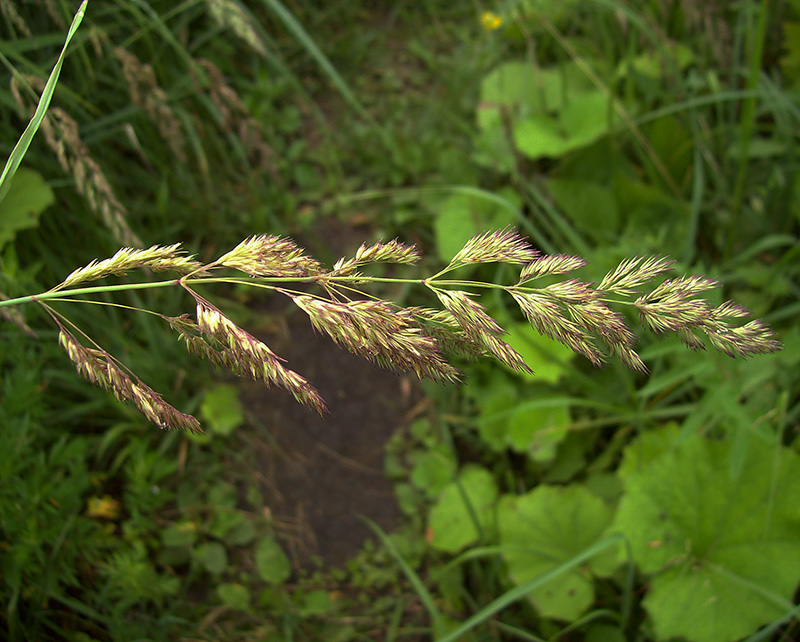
[33, 228, 780, 431]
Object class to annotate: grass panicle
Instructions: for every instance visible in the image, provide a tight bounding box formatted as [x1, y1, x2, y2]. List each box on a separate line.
[434, 289, 531, 374]
[519, 253, 587, 282]
[196, 59, 278, 174]
[598, 256, 675, 296]
[11, 76, 140, 246]
[2, 228, 781, 431]
[114, 47, 187, 162]
[448, 227, 539, 268]
[204, 0, 267, 57]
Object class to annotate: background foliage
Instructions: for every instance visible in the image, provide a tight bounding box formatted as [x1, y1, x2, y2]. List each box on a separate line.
[1, 0, 799, 641]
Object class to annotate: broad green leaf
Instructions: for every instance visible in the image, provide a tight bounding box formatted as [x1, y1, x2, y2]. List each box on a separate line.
[194, 541, 228, 575]
[0, 168, 54, 250]
[209, 508, 246, 540]
[613, 433, 800, 642]
[507, 398, 571, 462]
[498, 485, 617, 621]
[515, 91, 619, 160]
[255, 536, 291, 584]
[410, 448, 457, 498]
[200, 384, 244, 435]
[225, 518, 257, 546]
[428, 465, 498, 553]
[616, 42, 694, 78]
[616, 423, 680, 480]
[217, 582, 251, 611]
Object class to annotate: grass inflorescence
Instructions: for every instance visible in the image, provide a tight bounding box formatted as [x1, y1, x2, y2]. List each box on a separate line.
[0, 228, 780, 432]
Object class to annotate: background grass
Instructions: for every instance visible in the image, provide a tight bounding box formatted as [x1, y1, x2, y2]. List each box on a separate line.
[1, 1, 799, 641]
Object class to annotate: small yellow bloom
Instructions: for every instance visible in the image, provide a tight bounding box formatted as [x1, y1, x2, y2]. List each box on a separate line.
[480, 11, 503, 31]
[87, 495, 121, 520]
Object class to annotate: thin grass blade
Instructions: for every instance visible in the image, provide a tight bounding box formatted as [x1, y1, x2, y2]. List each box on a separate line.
[0, 0, 88, 205]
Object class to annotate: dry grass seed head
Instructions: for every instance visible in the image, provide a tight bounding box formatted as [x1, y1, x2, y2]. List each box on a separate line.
[1, 0, 32, 37]
[114, 48, 187, 162]
[204, 0, 268, 56]
[11, 78, 141, 247]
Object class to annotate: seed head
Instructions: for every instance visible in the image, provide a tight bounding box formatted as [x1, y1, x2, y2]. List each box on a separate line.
[331, 239, 421, 276]
[291, 295, 460, 383]
[192, 296, 326, 413]
[519, 254, 587, 282]
[450, 228, 539, 267]
[57, 328, 202, 433]
[215, 235, 322, 278]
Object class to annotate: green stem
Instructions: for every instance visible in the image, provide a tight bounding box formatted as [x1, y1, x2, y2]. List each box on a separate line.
[0, 272, 529, 313]
[0, 279, 182, 309]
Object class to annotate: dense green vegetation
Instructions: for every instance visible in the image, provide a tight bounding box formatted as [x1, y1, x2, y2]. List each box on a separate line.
[1, 1, 799, 641]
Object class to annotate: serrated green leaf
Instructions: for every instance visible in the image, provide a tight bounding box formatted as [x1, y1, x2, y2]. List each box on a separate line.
[498, 485, 617, 621]
[255, 536, 291, 584]
[428, 465, 498, 553]
[613, 433, 800, 642]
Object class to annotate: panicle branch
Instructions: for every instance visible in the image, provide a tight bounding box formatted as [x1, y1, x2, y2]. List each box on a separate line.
[290, 294, 460, 383]
[519, 254, 586, 282]
[189, 293, 326, 413]
[598, 256, 675, 295]
[449, 227, 539, 268]
[213, 235, 322, 278]
[434, 289, 531, 373]
[57, 326, 202, 433]
[330, 239, 421, 276]
[57, 244, 205, 289]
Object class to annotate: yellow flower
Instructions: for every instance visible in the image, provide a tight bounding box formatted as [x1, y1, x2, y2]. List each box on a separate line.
[480, 11, 503, 31]
[87, 495, 121, 520]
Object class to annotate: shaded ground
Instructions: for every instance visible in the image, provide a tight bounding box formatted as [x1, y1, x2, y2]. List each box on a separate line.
[239, 224, 421, 569]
